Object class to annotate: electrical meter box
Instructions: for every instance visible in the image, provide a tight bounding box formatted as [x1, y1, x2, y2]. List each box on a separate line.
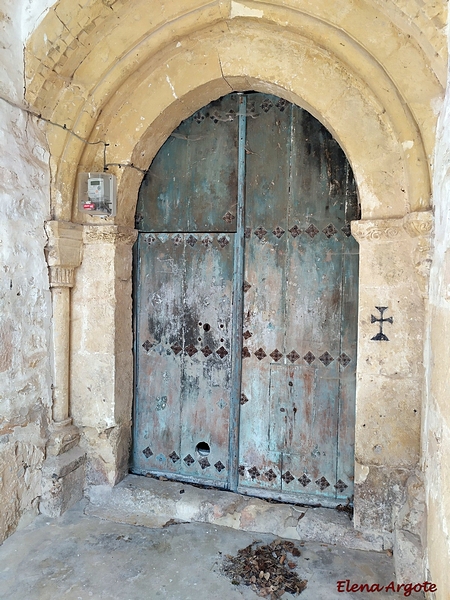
[78, 172, 117, 216]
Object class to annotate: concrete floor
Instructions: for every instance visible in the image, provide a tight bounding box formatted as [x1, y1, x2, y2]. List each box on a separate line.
[0, 500, 425, 600]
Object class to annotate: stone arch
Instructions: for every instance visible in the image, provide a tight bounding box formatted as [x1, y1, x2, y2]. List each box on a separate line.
[26, 2, 444, 222]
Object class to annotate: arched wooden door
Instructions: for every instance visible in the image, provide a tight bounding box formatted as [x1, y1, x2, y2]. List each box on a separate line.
[132, 93, 359, 506]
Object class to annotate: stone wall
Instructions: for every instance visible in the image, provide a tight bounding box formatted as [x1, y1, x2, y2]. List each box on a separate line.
[0, 1, 53, 542]
[424, 43, 450, 597]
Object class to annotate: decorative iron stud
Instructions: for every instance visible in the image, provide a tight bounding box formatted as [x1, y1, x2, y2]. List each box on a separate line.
[171, 343, 183, 355]
[264, 469, 277, 481]
[272, 226, 285, 239]
[186, 234, 197, 247]
[201, 345, 213, 357]
[216, 346, 228, 359]
[319, 351, 334, 366]
[184, 454, 195, 466]
[201, 234, 213, 248]
[172, 233, 183, 245]
[145, 234, 156, 245]
[254, 226, 267, 240]
[254, 348, 267, 360]
[142, 447, 153, 458]
[282, 471, 295, 484]
[303, 351, 316, 365]
[316, 476, 330, 490]
[322, 224, 338, 238]
[341, 223, 352, 237]
[217, 398, 227, 409]
[194, 112, 205, 123]
[337, 353, 351, 368]
[222, 211, 235, 224]
[305, 224, 320, 238]
[214, 461, 226, 473]
[288, 225, 301, 238]
[199, 457, 210, 469]
[217, 235, 230, 248]
[240, 393, 249, 405]
[169, 451, 180, 463]
[142, 340, 153, 352]
[248, 466, 260, 479]
[185, 344, 198, 357]
[238, 465, 245, 476]
[243, 330, 252, 340]
[244, 227, 252, 239]
[261, 98, 273, 112]
[243, 281, 252, 293]
[156, 396, 167, 411]
[275, 98, 288, 111]
[286, 350, 300, 363]
[334, 479, 348, 493]
[298, 474, 311, 487]
[270, 349, 283, 362]
[242, 347, 251, 358]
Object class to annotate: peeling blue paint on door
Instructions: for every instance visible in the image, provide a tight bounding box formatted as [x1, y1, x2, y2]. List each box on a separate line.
[132, 92, 359, 504]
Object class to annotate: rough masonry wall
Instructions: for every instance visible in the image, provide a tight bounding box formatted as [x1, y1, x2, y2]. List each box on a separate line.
[425, 46, 450, 597]
[0, 0, 52, 543]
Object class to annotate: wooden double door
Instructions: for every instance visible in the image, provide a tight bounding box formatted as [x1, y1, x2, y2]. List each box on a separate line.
[132, 93, 359, 505]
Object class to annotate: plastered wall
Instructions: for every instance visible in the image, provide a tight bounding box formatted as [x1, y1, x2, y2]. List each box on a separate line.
[0, 0, 52, 542]
[424, 47, 450, 596]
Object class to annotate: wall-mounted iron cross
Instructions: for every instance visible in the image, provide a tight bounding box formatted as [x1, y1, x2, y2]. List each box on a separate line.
[371, 306, 393, 341]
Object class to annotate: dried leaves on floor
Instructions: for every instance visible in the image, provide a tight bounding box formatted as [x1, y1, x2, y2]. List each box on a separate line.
[222, 539, 308, 599]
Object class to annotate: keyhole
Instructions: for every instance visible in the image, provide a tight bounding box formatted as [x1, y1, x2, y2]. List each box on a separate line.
[195, 441, 210, 456]
[280, 408, 286, 412]
[203, 323, 211, 332]
[288, 381, 293, 387]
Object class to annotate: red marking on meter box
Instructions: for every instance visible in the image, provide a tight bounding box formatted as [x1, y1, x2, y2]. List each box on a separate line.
[83, 203, 96, 210]
[336, 580, 437, 595]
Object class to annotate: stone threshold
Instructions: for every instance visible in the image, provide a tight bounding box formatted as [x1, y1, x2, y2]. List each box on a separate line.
[86, 474, 391, 552]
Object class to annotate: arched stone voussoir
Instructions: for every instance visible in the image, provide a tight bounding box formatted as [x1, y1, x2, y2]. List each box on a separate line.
[81, 21, 425, 226]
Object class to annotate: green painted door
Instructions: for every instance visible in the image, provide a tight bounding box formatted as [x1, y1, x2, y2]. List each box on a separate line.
[132, 92, 359, 505]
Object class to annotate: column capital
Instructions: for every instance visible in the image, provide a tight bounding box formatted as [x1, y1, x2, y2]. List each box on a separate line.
[45, 221, 83, 288]
[83, 224, 138, 246]
[351, 211, 433, 243]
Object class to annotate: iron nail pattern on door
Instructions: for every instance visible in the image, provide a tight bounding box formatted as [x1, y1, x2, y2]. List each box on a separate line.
[132, 92, 359, 505]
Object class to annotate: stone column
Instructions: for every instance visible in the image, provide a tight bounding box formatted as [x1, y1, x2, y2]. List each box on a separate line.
[41, 221, 86, 516]
[70, 225, 138, 486]
[351, 211, 432, 578]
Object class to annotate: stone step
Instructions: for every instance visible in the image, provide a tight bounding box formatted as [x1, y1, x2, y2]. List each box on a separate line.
[85, 474, 390, 552]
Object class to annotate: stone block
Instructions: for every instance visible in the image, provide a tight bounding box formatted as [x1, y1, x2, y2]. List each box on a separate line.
[393, 529, 423, 584]
[40, 447, 86, 518]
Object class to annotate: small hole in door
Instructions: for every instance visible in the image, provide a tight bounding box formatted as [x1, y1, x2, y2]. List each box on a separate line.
[196, 441, 210, 456]
[203, 323, 211, 332]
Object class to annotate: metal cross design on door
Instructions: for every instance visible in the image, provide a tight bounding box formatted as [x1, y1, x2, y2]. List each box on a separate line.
[132, 92, 360, 505]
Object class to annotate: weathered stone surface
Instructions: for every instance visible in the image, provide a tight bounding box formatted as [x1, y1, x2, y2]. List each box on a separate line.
[393, 530, 423, 585]
[40, 446, 86, 517]
[0, 0, 52, 545]
[354, 466, 410, 533]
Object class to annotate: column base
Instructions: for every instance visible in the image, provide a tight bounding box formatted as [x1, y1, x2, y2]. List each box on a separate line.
[46, 420, 81, 457]
[40, 446, 86, 518]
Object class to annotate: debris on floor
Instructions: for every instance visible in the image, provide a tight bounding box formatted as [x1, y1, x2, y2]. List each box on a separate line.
[222, 539, 308, 598]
